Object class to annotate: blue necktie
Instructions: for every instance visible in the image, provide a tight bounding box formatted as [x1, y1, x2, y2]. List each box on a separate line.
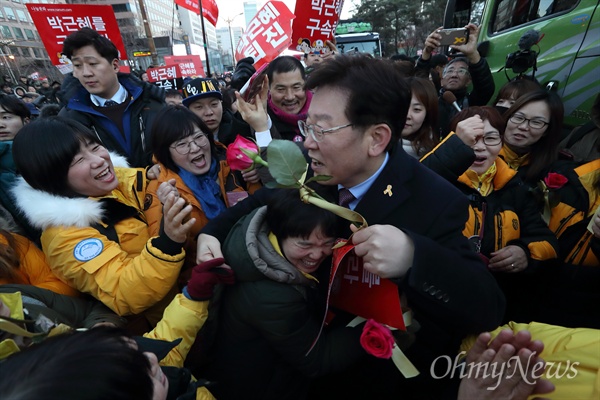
[104, 100, 118, 107]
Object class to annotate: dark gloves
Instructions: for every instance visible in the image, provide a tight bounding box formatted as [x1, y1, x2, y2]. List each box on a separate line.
[185, 258, 235, 301]
[231, 57, 256, 90]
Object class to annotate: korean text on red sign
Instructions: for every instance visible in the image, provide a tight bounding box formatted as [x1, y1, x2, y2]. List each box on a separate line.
[291, 0, 344, 54]
[163, 55, 206, 78]
[235, 1, 295, 71]
[147, 65, 181, 83]
[27, 3, 127, 68]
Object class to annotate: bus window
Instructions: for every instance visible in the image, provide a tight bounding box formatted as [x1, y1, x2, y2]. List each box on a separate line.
[445, 0, 485, 27]
[492, 0, 580, 33]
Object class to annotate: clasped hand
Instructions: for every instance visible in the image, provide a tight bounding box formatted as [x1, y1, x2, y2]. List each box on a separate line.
[162, 187, 195, 243]
[350, 224, 414, 279]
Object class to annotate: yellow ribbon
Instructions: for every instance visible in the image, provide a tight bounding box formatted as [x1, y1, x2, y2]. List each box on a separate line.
[538, 180, 552, 225]
[298, 183, 368, 249]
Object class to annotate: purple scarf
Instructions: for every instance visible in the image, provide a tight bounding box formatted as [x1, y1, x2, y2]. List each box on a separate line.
[267, 90, 313, 133]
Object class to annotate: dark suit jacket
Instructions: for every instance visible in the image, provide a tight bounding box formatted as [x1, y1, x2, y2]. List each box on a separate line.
[201, 146, 505, 398]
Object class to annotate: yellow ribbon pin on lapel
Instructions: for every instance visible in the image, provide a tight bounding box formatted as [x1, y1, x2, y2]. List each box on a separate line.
[384, 185, 393, 197]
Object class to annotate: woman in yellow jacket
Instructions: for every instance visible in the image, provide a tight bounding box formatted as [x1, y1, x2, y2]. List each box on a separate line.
[422, 106, 558, 323]
[498, 89, 564, 187]
[10, 117, 195, 320]
[537, 159, 600, 328]
[146, 105, 261, 271]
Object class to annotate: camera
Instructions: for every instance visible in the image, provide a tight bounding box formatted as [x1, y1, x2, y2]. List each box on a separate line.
[504, 30, 540, 74]
[505, 49, 538, 74]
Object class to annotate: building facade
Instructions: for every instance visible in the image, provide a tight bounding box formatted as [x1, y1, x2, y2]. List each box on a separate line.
[243, 1, 257, 28]
[0, 0, 62, 83]
[216, 26, 242, 69]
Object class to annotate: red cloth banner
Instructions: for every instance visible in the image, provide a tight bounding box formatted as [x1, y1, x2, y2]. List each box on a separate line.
[174, 0, 199, 15]
[163, 55, 206, 78]
[235, 1, 295, 71]
[174, 0, 218, 24]
[291, 0, 344, 54]
[202, 0, 219, 26]
[26, 4, 127, 74]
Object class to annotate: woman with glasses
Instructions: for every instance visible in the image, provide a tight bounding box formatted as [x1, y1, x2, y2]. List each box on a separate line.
[206, 188, 370, 400]
[10, 117, 195, 322]
[146, 106, 261, 271]
[422, 106, 558, 323]
[500, 89, 564, 185]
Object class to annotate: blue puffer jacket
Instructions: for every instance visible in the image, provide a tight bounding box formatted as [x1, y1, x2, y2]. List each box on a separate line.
[57, 73, 165, 167]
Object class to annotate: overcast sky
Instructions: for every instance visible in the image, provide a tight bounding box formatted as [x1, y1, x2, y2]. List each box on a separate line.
[215, 0, 357, 28]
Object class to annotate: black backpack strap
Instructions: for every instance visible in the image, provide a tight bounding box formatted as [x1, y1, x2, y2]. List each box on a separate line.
[90, 199, 144, 245]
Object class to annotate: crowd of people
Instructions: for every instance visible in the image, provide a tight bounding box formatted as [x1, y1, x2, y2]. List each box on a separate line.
[0, 73, 61, 118]
[0, 24, 598, 400]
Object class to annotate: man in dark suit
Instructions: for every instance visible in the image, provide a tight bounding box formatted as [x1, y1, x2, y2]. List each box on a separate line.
[196, 54, 505, 398]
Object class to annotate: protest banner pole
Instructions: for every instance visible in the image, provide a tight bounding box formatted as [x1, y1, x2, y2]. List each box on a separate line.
[198, 0, 211, 77]
[137, 0, 159, 65]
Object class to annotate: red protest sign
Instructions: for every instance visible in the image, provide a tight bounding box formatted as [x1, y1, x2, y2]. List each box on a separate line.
[174, 0, 199, 15]
[291, 0, 344, 54]
[163, 55, 206, 78]
[26, 4, 126, 74]
[147, 65, 182, 82]
[203, 0, 219, 26]
[235, 1, 295, 71]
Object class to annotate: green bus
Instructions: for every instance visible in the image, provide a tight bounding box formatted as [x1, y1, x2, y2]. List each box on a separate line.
[443, 0, 600, 128]
[335, 22, 382, 58]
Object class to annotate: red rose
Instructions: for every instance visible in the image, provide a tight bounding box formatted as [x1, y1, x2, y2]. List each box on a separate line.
[226, 135, 260, 171]
[360, 319, 395, 359]
[544, 172, 568, 189]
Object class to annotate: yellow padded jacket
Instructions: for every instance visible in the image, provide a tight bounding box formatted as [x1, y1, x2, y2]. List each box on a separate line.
[461, 321, 600, 400]
[11, 167, 185, 316]
[549, 159, 600, 266]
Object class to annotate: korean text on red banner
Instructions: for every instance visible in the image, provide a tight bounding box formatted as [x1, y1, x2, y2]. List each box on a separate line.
[147, 64, 184, 91]
[163, 55, 206, 78]
[26, 4, 126, 74]
[235, 1, 295, 71]
[291, 0, 344, 54]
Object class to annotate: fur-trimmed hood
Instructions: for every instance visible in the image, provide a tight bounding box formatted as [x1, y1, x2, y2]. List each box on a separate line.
[11, 152, 130, 230]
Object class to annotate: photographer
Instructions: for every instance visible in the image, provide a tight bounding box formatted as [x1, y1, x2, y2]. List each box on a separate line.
[416, 23, 495, 138]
